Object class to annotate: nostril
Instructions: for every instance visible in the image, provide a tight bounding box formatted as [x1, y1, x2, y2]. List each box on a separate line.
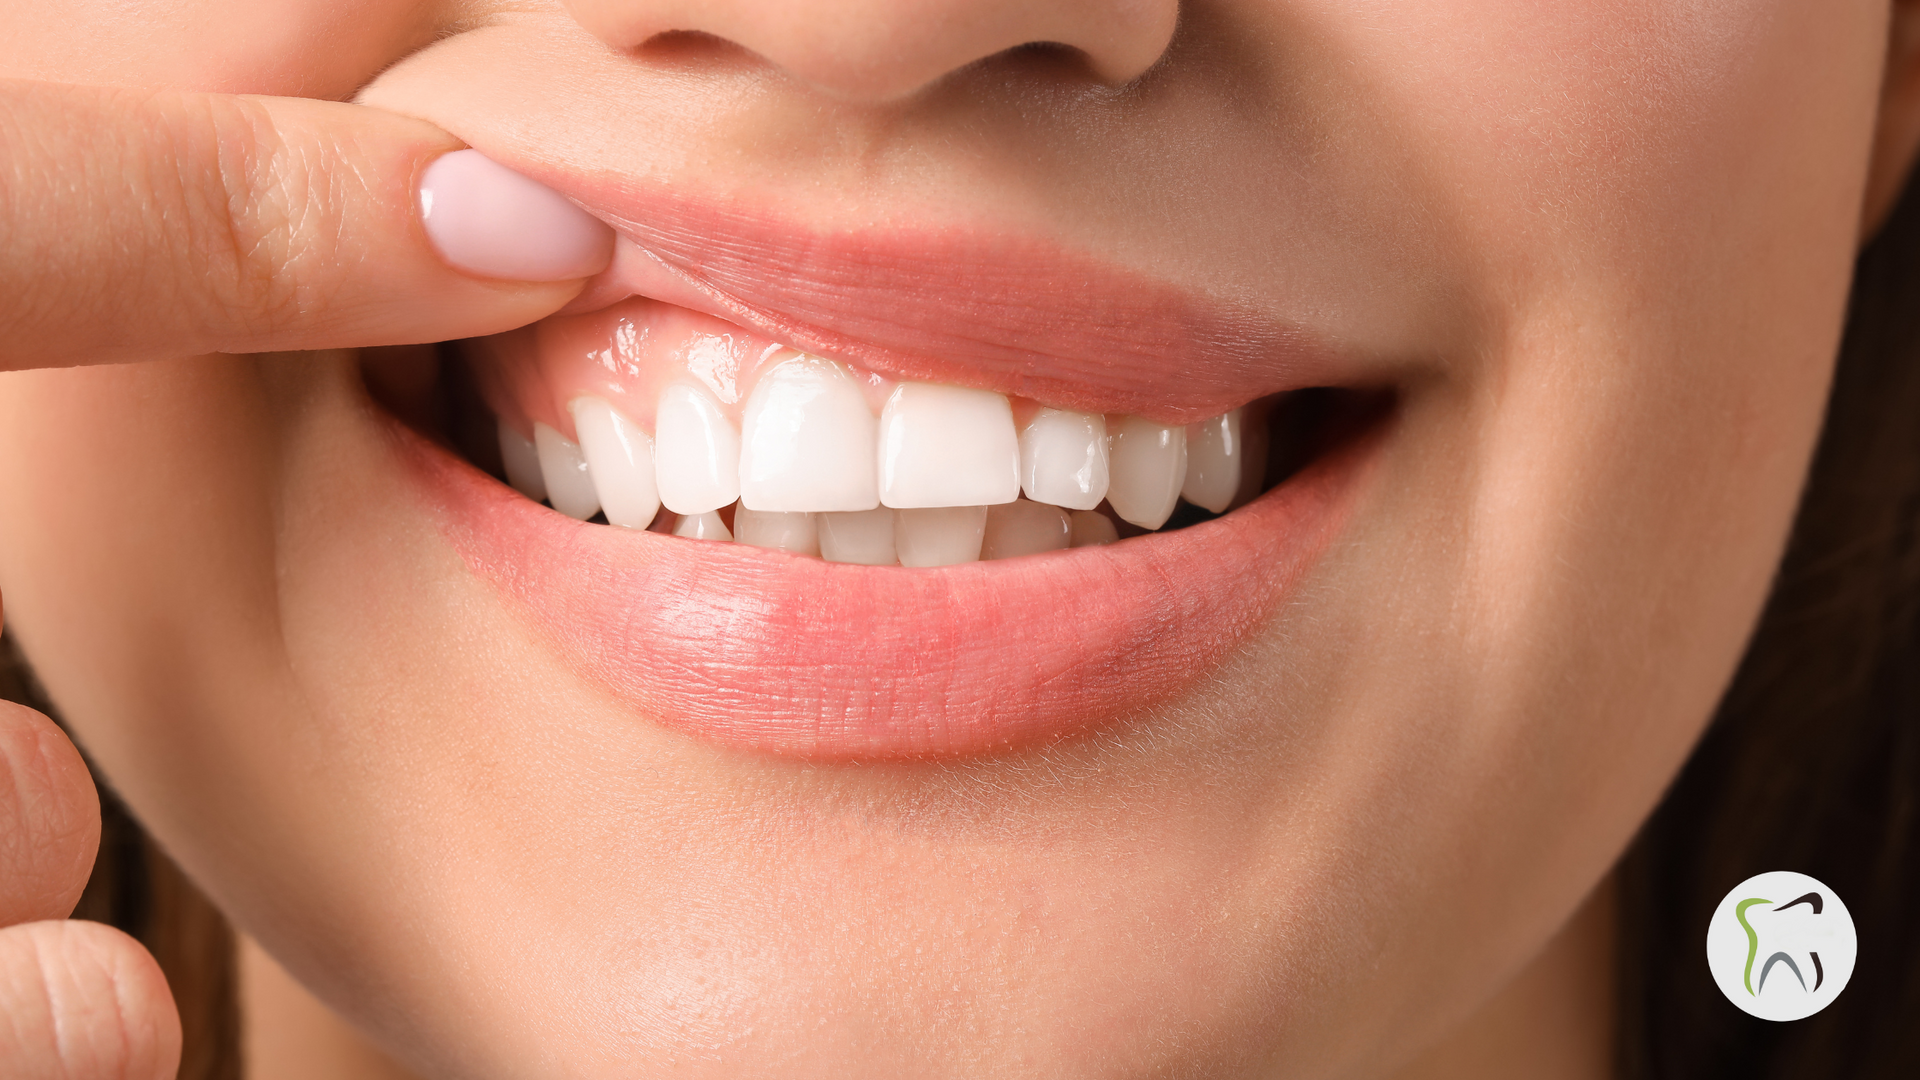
[961, 40, 1108, 89]
[632, 29, 757, 72]
[561, 0, 1178, 104]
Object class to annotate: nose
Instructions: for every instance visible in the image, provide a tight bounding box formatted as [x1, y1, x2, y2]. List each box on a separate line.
[560, 0, 1181, 102]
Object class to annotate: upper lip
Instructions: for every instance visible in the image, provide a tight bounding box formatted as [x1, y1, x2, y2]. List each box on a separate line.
[505, 163, 1377, 423]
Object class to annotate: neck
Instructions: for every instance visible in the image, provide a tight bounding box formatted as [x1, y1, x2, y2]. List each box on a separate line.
[1392, 876, 1617, 1080]
[238, 934, 424, 1080]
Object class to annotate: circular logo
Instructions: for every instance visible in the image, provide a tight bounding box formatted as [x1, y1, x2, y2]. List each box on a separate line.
[1705, 871, 1856, 1021]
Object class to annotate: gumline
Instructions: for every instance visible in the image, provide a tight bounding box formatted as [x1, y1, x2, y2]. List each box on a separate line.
[470, 290, 1263, 448]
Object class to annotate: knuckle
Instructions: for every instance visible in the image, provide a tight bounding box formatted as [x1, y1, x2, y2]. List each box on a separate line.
[167, 96, 336, 346]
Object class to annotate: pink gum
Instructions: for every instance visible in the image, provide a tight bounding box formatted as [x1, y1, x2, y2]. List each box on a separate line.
[468, 296, 911, 442]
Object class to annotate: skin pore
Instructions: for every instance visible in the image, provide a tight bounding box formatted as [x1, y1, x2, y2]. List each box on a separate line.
[4, 0, 1920, 1076]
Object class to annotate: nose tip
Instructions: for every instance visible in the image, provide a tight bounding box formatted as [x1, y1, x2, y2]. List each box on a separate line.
[562, 0, 1181, 102]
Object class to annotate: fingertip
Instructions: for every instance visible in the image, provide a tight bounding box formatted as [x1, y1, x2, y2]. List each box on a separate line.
[419, 149, 615, 283]
[0, 700, 101, 925]
[0, 920, 182, 1080]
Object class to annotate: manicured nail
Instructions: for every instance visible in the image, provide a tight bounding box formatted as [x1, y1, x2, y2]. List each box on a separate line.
[419, 149, 614, 281]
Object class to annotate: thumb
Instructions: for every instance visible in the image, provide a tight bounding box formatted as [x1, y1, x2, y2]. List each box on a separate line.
[0, 921, 181, 1080]
[0, 79, 613, 370]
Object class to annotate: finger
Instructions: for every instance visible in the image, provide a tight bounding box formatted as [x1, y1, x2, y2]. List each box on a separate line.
[0, 920, 181, 1080]
[0, 79, 613, 370]
[0, 700, 99, 927]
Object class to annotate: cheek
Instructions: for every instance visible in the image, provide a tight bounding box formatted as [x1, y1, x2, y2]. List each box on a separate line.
[0, 0, 448, 96]
[0, 360, 295, 863]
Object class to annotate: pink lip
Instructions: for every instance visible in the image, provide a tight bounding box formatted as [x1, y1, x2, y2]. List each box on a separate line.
[390, 409, 1385, 760]
[511, 174, 1375, 424]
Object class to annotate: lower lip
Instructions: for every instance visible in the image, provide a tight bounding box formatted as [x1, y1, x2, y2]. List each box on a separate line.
[388, 414, 1385, 760]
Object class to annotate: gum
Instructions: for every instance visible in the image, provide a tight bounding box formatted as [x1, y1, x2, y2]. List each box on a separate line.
[467, 296, 901, 441]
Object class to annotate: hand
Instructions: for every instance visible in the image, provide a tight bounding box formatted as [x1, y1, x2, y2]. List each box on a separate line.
[0, 600, 176, 1077]
[0, 76, 614, 1076]
[1, 77, 613, 370]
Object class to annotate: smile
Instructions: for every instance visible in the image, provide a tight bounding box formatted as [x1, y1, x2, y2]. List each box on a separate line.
[384, 196, 1394, 760]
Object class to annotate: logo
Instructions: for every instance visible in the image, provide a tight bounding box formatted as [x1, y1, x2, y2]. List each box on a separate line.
[1705, 871, 1855, 1021]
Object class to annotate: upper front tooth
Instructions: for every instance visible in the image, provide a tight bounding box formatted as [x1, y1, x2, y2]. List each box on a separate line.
[1019, 407, 1109, 510]
[1106, 415, 1187, 530]
[734, 507, 821, 555]
[817, 508, 897, 565]
[654, 381, 741, 514]
[498, 420, 548, 503]
[535, 422, 600, 521]
[1180, 408, 1242, 514]
[570, 397, 660, 529]
[878, 383, 1020, 508]
[739, 355, 879, 512]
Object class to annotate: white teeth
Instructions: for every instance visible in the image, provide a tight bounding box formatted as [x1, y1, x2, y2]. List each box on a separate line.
[534, 422, 600, 521]
[878, 383, 1020, 508]
[981, 499, 1072, 560]
[1180, 408, 1242, 514]
[1068, 509, 1119, 548]
[654, 381, 741, 515]
[1106, 416, 1187, 530]
[739, 355, 879, 512]
[733, 507, 821, 556]
[569, 397, 661, 529]
[894, 506, 988, 567]
[498, 421, 548, 503]
[1018, 407, 1109, 511]
[672, 510, 733, 541]
[817, 508, 898, 565]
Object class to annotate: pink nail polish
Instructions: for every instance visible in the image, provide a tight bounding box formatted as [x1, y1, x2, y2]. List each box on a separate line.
[419, 150, 613, 282]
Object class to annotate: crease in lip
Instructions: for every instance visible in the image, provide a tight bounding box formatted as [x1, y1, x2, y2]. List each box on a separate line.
[509, 173, 1368, 424]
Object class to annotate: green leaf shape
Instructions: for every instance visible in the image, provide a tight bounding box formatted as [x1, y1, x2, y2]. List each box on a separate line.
[1737, 897, 1772, 995]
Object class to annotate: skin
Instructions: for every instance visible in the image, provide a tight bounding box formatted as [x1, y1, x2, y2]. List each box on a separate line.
[2, 0, 1919, 1076]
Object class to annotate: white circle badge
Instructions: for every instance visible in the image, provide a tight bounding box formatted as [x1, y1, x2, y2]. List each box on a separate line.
[1705, 871, 1856, 1021]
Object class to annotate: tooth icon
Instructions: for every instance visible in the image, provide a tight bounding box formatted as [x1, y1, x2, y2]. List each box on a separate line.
[1106, 415, 1186, 530]
[570, 396, 660, 529]
[878, 383, 1020, 508]
[1019, 408, 1109, 510]
[739, 355, 880, 513]
[534, 421, 600, 521]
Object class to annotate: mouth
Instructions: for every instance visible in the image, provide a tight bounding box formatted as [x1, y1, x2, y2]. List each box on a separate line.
[377, 185, 1394, 760]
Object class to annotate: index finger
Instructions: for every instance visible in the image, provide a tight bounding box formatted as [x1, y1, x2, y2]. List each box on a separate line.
[0, 79, 613, 370]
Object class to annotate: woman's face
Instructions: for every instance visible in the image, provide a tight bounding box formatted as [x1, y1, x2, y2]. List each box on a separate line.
[0, 0, 1891, 1075]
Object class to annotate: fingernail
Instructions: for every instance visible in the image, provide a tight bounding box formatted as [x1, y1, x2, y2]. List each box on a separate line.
[419, 149, 613, 282]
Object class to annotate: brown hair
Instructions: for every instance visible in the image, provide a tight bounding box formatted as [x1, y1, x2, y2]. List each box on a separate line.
[1615, 175, 1920, 1072]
